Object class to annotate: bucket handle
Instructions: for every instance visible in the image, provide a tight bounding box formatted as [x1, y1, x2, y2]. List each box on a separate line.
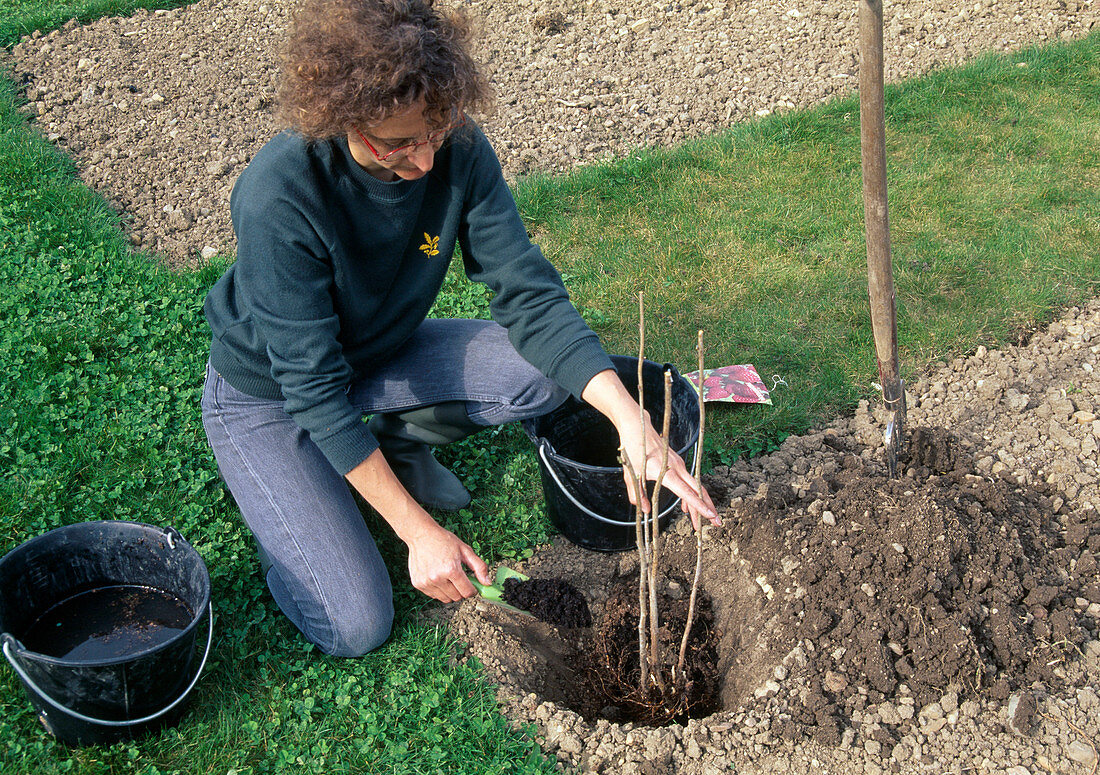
[1, 602, 214, 728]
[537, 440, 690, 527]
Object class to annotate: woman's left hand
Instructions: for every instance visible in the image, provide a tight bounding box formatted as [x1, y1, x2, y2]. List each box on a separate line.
[581, 369, 720, 531]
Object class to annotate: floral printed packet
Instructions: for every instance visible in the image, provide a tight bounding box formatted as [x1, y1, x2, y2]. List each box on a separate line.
[682, 364, 772, 405]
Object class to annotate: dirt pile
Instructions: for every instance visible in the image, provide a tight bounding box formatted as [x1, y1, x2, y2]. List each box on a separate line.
[728, 425, 1096, 747]
[5, 0, 1098, 267]
[448, 299, 1100, 774]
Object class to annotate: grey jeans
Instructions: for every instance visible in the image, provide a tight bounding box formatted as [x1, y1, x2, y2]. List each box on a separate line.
[201, 319, 568, 656]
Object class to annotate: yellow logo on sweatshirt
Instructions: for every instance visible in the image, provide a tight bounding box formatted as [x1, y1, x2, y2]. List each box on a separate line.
[419, 233, 440, 257]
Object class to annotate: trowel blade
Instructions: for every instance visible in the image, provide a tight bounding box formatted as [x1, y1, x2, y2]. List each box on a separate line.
[468, 566, 535, 618]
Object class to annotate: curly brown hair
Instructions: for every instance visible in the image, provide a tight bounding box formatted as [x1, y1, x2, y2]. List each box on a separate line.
[278, 0, 491, 139]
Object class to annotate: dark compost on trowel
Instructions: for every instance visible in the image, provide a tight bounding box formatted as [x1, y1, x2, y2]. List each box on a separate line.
[501, 577, 592, 628]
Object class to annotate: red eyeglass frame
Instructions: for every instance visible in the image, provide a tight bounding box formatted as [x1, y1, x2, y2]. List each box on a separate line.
[354, 112, 467, 162]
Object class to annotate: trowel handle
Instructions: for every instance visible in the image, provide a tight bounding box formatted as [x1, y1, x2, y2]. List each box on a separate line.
[467, 575, 501, 601]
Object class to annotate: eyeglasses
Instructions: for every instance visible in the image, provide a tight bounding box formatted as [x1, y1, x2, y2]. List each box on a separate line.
[355, 112, 467, 162]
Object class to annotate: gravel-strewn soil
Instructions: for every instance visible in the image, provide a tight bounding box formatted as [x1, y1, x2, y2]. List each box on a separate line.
[449, 300, 1100, 774]
[4, 0, 1098, 267]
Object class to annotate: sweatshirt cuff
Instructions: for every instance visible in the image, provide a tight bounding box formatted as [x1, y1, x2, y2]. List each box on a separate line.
[314, 422, 381, 476]
[549, 335, 616, 400]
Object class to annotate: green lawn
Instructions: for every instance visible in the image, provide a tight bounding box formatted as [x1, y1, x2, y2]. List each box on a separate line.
[1, 2, 1098, 772]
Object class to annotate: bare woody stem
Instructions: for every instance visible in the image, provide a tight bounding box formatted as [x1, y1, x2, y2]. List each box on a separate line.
[633, 291, 652, 691]
[646, 370, 673, 692]
[636, 293, 651, 575]
[621, 450, 650, 692]
[676, 329, 706, 687]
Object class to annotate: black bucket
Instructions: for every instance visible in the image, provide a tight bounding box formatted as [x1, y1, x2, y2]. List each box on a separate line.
[525, 355, 700, 552]
[0, 521, 213, 746]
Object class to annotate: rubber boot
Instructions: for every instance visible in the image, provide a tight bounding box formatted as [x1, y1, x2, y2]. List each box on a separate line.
[368, 402, 481, 511]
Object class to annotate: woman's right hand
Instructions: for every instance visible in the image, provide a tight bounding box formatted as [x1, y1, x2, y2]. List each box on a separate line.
[346, 449, 491, 603]
[581, 369, 719, 530]
[405, 520, 491, 604]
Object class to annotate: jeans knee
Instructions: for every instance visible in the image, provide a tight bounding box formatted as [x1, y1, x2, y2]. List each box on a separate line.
[517, 377, 569, 417]
[269, 566, 395, 658]
[322, 596, 395, 658]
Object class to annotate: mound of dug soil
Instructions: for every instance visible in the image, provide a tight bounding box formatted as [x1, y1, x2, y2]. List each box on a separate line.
[448, 301, 1100, 774]
[730, 425, 1096, 747]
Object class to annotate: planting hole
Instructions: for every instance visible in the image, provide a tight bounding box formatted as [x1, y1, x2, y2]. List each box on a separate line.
[450, 532, 780, 727]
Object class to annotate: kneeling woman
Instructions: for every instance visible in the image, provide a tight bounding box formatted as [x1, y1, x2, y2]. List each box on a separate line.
[201, 0, 717, 657]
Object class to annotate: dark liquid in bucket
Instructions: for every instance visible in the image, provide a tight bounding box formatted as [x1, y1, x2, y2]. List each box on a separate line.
[20, 585, 193, 661]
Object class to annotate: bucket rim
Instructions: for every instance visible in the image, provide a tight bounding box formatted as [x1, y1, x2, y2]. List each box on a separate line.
[537, 431, 698, 474]
[530, 358, 699, 468]
[0, 520, 211, 669]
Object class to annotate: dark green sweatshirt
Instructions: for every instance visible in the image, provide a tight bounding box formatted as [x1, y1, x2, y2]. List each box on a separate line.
[204, 123, 612, 475]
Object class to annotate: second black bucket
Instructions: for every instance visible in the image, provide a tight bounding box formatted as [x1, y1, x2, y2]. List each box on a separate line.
[0, 521, 213, 746]
[525, 354, 700, 552]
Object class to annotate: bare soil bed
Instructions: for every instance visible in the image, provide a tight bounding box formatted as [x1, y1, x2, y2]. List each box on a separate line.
[449, 300, 1100, 774]
[4, 0, 1098, 267]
